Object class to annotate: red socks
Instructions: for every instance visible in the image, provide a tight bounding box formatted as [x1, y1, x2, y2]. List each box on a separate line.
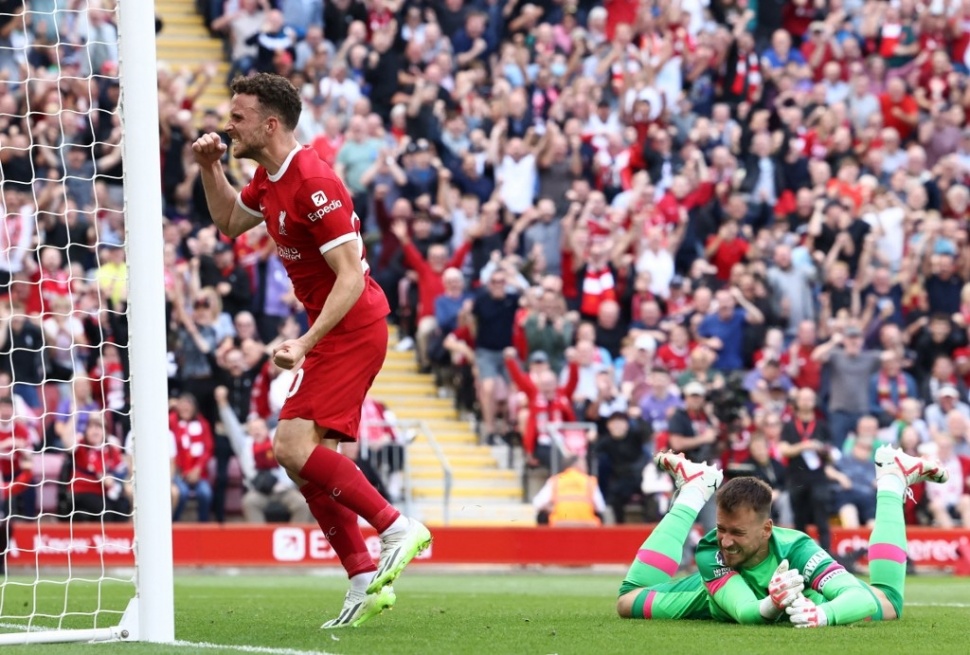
[298, 446, 400, 533]
[301, 483, 375, 579]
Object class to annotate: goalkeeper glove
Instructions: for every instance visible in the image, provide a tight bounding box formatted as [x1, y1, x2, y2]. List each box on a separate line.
[759, 559, 805, 620]
[786, 595, 829, 628]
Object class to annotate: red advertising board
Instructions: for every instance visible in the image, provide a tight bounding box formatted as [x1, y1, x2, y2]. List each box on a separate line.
[5, 523, 970, 569]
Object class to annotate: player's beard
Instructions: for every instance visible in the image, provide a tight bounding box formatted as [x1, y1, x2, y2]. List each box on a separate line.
[231, 130, 265, 160]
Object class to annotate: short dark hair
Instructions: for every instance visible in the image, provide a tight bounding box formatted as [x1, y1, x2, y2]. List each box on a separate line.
[716, 477, 773, 519]
[229, 73, 302, 131]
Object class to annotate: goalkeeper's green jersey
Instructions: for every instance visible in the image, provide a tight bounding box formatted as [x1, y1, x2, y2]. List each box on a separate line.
[694, 526, 839, 623]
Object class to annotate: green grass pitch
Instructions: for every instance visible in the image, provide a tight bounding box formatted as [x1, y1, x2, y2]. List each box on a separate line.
[1, 572, 969, 654]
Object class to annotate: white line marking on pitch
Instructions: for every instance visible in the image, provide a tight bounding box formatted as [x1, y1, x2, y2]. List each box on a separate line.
[908, 602, 970, 608]
[172, 641, 338, 655]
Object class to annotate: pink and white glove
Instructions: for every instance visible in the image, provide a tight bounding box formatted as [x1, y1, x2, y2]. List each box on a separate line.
[786, 595, 829, 628]
[759, 559, 805, 620]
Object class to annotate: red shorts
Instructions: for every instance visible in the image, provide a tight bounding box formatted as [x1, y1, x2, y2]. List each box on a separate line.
[279, 318, 388, 440]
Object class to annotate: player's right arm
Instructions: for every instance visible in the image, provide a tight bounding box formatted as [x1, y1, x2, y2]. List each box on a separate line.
[696, 540, 773, 624]
[192, 133, 264, 238]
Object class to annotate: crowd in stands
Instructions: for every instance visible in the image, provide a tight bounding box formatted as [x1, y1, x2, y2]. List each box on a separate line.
[3, 0, 970, 543]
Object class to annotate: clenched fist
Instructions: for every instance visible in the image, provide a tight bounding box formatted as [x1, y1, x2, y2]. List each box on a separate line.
[192, 132, 227, 167]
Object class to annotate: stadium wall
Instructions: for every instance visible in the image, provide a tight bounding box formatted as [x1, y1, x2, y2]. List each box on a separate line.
[5, 524, 970, 570]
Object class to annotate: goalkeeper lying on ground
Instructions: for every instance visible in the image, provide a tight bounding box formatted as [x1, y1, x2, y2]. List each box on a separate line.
[616, 447, 949, 626]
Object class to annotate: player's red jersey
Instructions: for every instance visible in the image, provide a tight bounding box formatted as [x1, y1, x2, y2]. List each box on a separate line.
[238, 146, 389, 334]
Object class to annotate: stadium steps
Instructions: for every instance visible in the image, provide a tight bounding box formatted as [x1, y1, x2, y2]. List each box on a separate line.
[376, 333, 536, 526]
[154, 0, 230, 114]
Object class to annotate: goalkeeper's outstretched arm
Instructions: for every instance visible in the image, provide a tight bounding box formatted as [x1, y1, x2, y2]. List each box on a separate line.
[809, 568, 880, 625]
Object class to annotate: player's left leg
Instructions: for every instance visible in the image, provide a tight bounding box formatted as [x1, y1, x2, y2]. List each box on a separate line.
[302, 487, 395, 629]
[617, 452, 722, 617]
[866, 445, 950, 620]
[275, 319, 431, 596]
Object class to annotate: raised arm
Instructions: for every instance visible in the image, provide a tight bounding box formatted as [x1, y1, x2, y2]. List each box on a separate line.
[192, 132, 265, 238]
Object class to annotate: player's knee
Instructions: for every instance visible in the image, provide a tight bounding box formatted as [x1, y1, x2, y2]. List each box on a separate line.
[616, 592, 637, 619]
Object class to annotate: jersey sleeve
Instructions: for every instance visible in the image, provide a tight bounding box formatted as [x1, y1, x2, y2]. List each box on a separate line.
[786, 533, 843, 594]
[696, 535, 770, 624]
[293, 177, 358, 255]
[238, 177, 263, 217]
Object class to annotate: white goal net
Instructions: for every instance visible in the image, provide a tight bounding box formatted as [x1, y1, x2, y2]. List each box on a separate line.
[0, 0, 172, 645]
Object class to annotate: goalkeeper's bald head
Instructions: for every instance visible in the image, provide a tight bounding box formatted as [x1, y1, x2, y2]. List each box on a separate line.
[716, 476, 773, 521]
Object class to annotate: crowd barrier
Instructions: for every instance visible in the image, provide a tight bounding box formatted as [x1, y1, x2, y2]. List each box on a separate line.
[5, 524, 970, 570]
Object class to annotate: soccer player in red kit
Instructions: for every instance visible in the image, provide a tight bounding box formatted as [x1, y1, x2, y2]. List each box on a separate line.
[191, 73, 430, 629]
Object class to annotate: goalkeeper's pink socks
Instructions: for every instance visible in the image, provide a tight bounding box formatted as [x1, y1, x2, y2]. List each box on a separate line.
[620, 503, 698, 593]
[299, 445, 401, 533]
[868, 485, 908, 615]
[302, 484, 375, 579]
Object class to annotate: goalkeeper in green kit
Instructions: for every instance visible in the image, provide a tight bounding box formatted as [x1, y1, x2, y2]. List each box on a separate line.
[616, 447, 950, 627]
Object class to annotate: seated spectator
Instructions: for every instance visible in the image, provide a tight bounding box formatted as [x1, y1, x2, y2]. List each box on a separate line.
[676, 344, 724, 390]
[216, 387, 311, 524]
[920, 355, 967, 405]
[924, 386, 970, 436]
[620, 334, 656, 404]
[532, 456, 605, 527]
[442, 301, 478, 416]
[0, 395, 34, 522]
[830, 433, 878, 529]
[843, 414, 888, 455]
[744, 357, 793, 408]
[655, 323, 694, 376]
[638, 368, 682, 434]
[66, 414, 130, 522]
[595, 411, 651, 525]
[923, 434, 970, 529]
[170, 393, 214, 522]
[868, 350, 917, 427]
[878, 397, 929, 446]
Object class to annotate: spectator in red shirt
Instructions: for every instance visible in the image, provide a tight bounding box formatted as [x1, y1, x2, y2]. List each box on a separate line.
[783, 320, 823, 391]
[504, 347, 577, 467]
[391, 219, 471, 371]
[68, 414, 130, 522]
[0, 395, 33, 523]
[169, 393, 214, 522]
[704, 220, 749, 282]
[879, 78, 919, 142]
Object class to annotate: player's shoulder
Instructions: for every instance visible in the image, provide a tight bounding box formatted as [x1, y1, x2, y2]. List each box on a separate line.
[771, 526, 832, 574]
[292, 146, 339, 181]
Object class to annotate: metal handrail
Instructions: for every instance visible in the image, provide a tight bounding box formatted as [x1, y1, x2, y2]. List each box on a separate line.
[417, 419, 453, 526]
[358, 418, 453, 525]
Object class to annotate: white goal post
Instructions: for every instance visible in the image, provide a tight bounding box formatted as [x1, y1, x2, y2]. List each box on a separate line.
[0, 0, 173, 645]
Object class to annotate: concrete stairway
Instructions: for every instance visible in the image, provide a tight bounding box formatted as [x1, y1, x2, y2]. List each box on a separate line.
[154, 0, 230, 113]
[372, 337, 536, 526]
